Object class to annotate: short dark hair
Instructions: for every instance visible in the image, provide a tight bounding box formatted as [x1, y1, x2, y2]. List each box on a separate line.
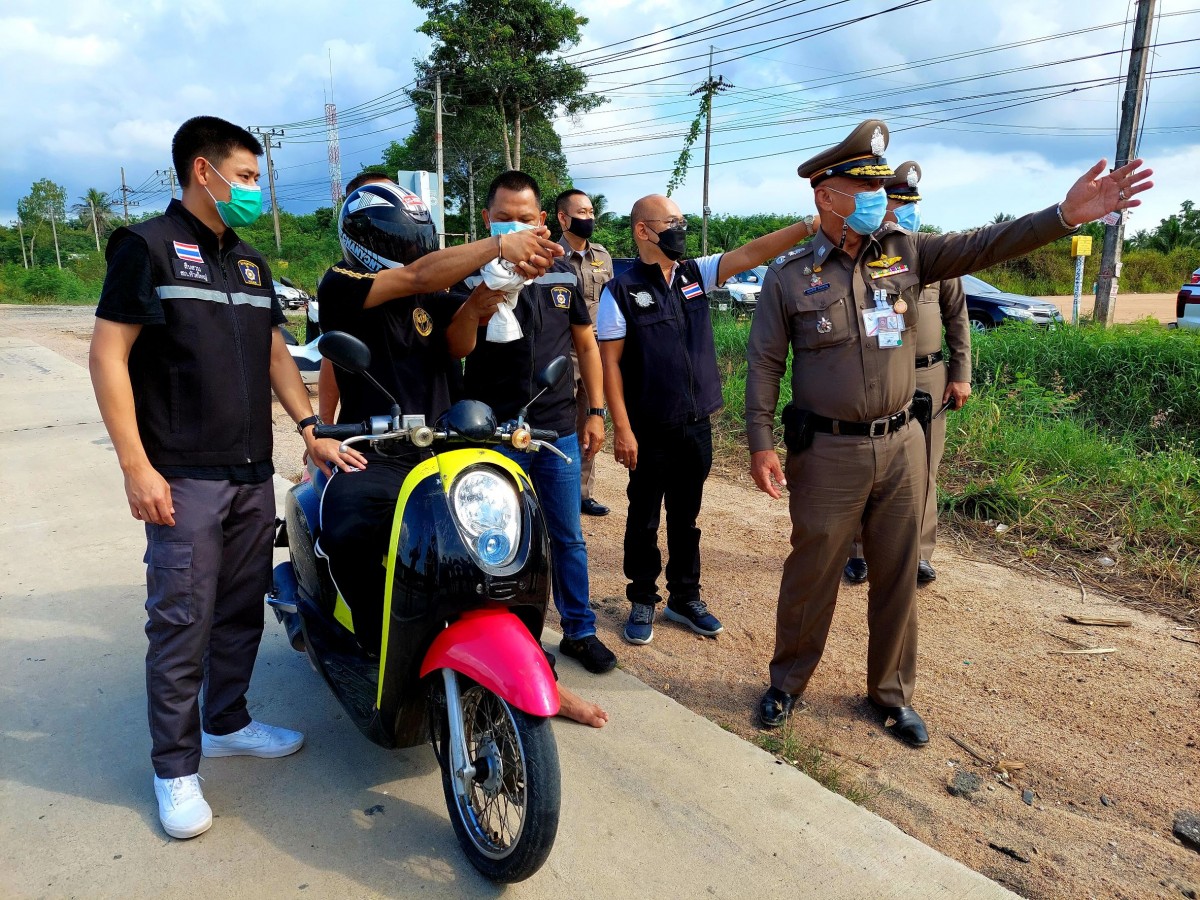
[172, 116, 263, 189]
[555, 189, 588, 216]
[346, 170, 392, 195]
[485, 170, 541, 210]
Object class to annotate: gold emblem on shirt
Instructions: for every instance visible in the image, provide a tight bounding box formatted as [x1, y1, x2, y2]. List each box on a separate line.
[413, 307, 433, 337]
[867, 255, 902, 269]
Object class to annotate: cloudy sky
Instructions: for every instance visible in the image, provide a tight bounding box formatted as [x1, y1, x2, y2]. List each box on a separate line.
[2, 0, 1197, 234]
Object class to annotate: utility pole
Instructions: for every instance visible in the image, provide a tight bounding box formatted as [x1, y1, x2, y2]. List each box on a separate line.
[250, 128, 285, 252]
[1094, 0, 1157, 327]
[15, 217, 28, 268]
[119, 167, 132, 224]
[88, 199, 101, 251]
[416, 75, 458, 249]
[691, 47, 733, 257]
[46, 201, 62, 269]
[156, 167, 177, 199]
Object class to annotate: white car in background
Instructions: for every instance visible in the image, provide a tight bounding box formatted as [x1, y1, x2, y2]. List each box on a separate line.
[272, 277, 311, 309]
[709, 265, 767, 316]
[1176, 267, 1200, 330]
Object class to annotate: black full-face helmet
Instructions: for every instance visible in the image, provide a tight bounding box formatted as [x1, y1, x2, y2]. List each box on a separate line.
[339, 182, 438, 272]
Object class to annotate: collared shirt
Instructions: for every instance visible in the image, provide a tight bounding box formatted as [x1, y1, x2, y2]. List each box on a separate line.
[915, 278, 972, 383]
[745, 206, 1071, 453]
[557, 235, 613, 317]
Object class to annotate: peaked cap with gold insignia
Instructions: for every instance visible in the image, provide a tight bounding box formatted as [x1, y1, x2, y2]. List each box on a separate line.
[885, 160, 922, 203]
[797, 119, 894, 186]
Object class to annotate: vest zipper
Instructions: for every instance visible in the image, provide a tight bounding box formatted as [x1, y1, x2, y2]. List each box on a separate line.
[220, 252, 254, 462]
[672, 270, 698, 418]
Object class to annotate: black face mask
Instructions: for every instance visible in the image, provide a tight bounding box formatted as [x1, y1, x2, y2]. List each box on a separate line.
[654, 225, 687, 261]
[567, 216, 595, 239]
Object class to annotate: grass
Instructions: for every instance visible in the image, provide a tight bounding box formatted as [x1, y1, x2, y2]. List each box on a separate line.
[755, 722, 885, 807]
[711, 316, 1200, 621]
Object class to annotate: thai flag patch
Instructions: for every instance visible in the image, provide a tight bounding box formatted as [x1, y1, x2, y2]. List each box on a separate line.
[173, 241, 203, 263]
[680, 281, 703, 300]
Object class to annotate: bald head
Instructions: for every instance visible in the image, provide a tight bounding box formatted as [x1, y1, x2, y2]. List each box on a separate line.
[630, 194, 676, 227]
[630, 194, 687, 264]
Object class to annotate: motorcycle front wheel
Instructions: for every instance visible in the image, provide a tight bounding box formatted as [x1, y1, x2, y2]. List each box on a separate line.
[432, 676, 561, 883]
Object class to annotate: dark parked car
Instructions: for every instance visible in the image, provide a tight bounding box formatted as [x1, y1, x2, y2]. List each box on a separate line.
[1176, 266, 1200, 330]
[960, 274, 1064, 331]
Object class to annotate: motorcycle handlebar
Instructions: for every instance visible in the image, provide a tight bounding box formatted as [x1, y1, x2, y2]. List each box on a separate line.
[528, 428, 558, 442]
[313, 423, 368, 440]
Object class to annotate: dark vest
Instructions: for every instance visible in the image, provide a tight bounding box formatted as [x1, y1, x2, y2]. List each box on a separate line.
[606, 258, 723, 430]
[109, 200, 278, 467]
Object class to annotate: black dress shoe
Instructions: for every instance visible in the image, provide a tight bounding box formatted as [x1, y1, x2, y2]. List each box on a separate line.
[869, 698, 929, 746]
[581, 498, 610, 517]
[917, 560, 937, 585]
[758, 686, 801, 729]
[559, 635, 618, 673]
[843, 557, 868, 584]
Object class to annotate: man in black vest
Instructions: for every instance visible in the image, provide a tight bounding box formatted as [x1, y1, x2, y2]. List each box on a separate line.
[449, 171, 617, 676]
[598, 194, 819, 645]
[89, 116, 358, 840]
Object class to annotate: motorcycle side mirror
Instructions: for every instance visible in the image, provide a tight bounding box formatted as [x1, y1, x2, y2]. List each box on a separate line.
[318, 331, 372, 374]
[537, 356, 570, 392]
[517, 355, 570, 424]
[444, 399, 498, 441]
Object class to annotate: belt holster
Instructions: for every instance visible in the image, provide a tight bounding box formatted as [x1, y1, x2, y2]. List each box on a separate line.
[781, 404, 816, 453]
[911, 389, 933, 432]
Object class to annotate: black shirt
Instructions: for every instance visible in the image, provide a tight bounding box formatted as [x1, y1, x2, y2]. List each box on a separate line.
[96, 213, 285, 483]
[461, 264, 590, 436]
[317, 262, 459, 426]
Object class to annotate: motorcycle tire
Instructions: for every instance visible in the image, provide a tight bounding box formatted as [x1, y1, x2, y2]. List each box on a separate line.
[432, 676, 561, 883]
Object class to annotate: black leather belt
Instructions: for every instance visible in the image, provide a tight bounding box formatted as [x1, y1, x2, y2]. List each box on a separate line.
[915, 351, 944, 369]
[810, 406, 913, 437]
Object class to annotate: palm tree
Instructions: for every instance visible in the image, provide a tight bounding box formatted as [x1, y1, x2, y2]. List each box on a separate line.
[73, 188, 116, 251]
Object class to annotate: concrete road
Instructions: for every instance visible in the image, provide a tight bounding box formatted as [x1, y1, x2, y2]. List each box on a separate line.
[0, 333, 1011, 899]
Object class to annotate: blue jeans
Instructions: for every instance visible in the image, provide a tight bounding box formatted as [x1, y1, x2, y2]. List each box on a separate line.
[501, 432, 596, 640]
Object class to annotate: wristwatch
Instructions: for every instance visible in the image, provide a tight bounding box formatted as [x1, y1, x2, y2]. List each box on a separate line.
[801, 214, 816, 236]
[587, 407, 607, 420]
[296, 414, 322, 435]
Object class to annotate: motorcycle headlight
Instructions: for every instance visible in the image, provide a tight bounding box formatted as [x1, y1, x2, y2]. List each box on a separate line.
[449, 467, 520, 569]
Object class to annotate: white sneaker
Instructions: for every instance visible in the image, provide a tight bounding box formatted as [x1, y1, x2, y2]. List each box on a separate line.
[153, 774, 212, 839]
[201, 720, 304, 759]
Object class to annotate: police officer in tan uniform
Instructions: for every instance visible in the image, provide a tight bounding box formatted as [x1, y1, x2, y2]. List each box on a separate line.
[843, 161, 972, 586]
[556, 189, 614, 516]
[746, 119, 1152, 744]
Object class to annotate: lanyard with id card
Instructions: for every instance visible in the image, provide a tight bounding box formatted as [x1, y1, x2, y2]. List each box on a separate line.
[862, 288, 904, 348]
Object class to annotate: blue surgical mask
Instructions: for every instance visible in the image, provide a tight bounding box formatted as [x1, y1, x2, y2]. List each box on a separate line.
[894, 202, 921, 233]
[489, 220, 535, 237]
[828, 186, 888, 235]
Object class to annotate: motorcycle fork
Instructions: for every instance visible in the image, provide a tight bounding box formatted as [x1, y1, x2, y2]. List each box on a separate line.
[441, 668, 477, 796]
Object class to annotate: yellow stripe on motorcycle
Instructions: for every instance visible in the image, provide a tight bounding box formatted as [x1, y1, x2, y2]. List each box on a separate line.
[376, 448, 532, 708]
[333, 594, 355, 633]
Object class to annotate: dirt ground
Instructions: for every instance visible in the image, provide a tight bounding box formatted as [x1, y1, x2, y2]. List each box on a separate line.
[11, 304, 1199, 900]
[1038, 292, 1178, 325]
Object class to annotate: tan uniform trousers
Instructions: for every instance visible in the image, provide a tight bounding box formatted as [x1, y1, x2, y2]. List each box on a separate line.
[772, 420, 927, 707]
[916, 361, 948, 560]
[849, 361, 948, 563]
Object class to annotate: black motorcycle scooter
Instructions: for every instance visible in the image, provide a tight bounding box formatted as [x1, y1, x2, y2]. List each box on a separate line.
[268, 332, 572, 883]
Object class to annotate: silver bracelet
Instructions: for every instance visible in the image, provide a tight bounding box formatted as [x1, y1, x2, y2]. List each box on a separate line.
[1055, 204, 1076, 230]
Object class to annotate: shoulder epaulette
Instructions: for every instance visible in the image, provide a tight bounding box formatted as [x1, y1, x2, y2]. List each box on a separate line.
[769, 243, 815, 269]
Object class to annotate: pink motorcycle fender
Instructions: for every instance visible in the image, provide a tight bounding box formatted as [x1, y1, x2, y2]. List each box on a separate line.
[420, 607, 560, 718]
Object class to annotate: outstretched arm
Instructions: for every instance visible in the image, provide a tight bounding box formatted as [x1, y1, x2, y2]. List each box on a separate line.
[717, 216, 818, 284]
[363, 229, 563, 309]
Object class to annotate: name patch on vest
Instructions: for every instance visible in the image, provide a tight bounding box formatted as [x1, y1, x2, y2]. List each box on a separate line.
[550, 286, 571, 309]
[172, 259, 212, 283]
[237, 259, 262, 287]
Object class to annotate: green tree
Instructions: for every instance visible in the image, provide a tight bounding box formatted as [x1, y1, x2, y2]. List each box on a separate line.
[1127, 200, 1200, 253]
[17, 179, 68, 268]
[381, 106, 570, 240]
[72, 188, 117, 251]
[990, 212, 1016, 224]
[413, 0, 604, 171]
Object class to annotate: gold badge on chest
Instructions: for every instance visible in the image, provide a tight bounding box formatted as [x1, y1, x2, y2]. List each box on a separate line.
[413, 307, 433, 337]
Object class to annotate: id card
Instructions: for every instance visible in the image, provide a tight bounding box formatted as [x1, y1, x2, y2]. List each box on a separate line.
[863, 307, 904, 347]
